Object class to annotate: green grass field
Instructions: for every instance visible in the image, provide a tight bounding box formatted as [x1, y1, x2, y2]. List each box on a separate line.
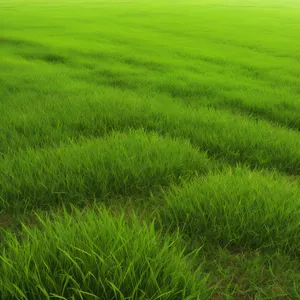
[1, 0, 300, 298]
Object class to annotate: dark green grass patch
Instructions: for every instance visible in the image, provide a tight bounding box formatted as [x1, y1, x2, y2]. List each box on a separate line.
[201, 247, 300, 299]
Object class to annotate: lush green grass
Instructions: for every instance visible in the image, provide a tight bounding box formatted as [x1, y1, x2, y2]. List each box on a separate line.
[0, 129, 212, 212]
[160, 167, 300, 255]
[1, 0, 300, 299]
[0, 207, 210, 299]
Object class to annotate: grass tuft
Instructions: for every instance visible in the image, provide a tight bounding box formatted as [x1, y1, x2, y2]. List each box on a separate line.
[160, 167, 300, 255]
[0, 207, 210, 300]
[0, 129, 212, 212]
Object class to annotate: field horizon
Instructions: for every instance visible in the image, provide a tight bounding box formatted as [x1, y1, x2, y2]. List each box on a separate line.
[1, 0, 300, 299]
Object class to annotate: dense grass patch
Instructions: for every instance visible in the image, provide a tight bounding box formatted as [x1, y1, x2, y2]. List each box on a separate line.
[1, 0, 300, 298]
[160, 167, 300, 255]
[0, 207, 210, 299]
[1, 89, 300, 175]
[0, 130, 211, 212]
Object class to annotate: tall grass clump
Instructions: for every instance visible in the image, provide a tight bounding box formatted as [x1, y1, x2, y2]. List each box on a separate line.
[0, 129, 211, 211]
[160, 167, 300, 255]
[0, 207, 210, 300]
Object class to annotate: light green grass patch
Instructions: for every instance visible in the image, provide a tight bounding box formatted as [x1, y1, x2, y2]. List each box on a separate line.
[160, 167, 300, 255]
[1, 0, 300, 298]
[0, 207, 210, 300]
[0, 129, 212, 212]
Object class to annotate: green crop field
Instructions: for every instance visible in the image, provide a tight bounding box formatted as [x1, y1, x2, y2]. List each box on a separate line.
[1, 0, 300, 298]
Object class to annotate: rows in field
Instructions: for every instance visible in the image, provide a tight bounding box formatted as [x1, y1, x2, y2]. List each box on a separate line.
[1, 85, 300, 172]
[3, 140, 300, 256]
[1, 37, 300, 222]
[1, 2, 300, 298]
[1, 10, 300, 133]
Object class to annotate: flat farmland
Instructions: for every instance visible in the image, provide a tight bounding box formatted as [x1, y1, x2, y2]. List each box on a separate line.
[1, 0, 300, 299]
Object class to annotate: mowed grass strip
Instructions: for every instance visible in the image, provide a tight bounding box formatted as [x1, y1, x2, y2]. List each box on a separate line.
[0, 207, 210, 300]
[159, 167, 300, 256]
[0, 129, 211, 211]
[2, 88, 300, 174]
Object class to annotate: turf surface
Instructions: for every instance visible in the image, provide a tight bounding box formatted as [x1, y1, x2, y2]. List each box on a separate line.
[1, 0, 300, 299]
